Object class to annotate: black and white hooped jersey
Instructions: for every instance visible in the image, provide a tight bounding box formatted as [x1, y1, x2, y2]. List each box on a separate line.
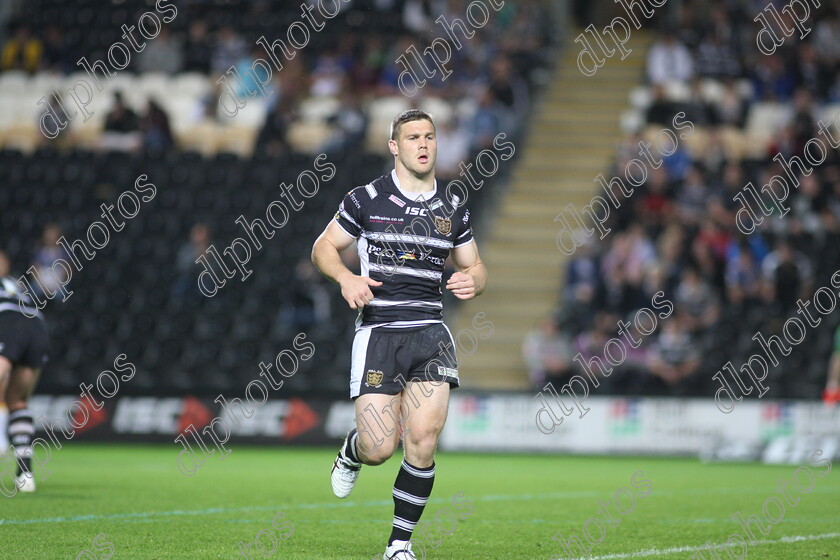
[334, 170, 474, 329]
[0, 276, 43, 319]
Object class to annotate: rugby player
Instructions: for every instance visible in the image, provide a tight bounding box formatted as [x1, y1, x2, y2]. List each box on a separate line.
[312, 110, 487, 559]
[0, 250, 50, 493]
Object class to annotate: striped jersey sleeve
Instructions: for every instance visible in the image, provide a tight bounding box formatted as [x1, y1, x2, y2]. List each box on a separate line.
[334, 186, 369, 238]
[453, 207, 474, 248]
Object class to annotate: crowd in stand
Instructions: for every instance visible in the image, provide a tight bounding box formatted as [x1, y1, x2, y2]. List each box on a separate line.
[0, 0, 551, 156]
[525, 1, 840, 399]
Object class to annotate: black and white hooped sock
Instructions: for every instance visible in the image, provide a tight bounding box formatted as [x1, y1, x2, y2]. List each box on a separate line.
[8, 409, 34, 476]
[389, 459, 435, 545]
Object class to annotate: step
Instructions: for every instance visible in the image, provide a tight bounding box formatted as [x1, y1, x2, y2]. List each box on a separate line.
[449, 23, 643, 392]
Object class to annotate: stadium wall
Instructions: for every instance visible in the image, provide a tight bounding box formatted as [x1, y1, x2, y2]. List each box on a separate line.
[27, 393, 840, 464]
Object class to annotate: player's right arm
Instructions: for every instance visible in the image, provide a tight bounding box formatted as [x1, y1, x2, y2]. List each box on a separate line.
[312, 220, 382, 310]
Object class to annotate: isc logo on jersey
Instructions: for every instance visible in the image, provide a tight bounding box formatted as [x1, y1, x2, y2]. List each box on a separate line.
[405, 207, 428, 216]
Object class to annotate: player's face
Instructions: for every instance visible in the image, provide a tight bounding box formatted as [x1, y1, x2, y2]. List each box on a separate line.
[393, 119, 436, 178]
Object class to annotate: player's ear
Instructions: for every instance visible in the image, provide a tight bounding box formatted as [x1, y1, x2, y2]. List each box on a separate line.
[388, 139, 398, 156]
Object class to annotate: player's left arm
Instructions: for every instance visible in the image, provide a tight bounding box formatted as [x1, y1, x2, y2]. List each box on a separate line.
[447, 240, 487, 300]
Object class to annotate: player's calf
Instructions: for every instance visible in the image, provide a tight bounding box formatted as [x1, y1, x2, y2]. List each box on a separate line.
[402, 428, 439, 468]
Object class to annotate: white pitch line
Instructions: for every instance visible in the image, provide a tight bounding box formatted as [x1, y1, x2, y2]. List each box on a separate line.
[579, 532, 840, 560]
[3, 487, 838, 526]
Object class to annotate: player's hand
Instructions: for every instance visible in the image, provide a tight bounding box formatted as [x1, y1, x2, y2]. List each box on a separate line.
[340, 275, 382, 309]
[446, 271, 476, 300]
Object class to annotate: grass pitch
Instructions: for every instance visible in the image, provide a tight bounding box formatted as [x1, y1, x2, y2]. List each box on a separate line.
[1, 444, 838, 559]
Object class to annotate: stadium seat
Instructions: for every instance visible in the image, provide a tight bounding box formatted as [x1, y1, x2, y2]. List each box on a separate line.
[628, 86, 652, 110]
[299, 96, 341, 122]
[0, 71, 28, 97]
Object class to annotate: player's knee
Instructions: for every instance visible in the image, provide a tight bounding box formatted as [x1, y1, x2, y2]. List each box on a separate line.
[363, 441, 398, 465]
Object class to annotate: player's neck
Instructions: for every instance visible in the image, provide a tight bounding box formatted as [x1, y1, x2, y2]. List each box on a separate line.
[393, 166, 435, 195]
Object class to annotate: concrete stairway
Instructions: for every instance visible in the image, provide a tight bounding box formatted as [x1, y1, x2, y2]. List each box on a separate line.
[451, 31, 652, 390]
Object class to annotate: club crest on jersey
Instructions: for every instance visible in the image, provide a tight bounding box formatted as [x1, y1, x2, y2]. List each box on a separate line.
[365, 369, 384, 388]
[389, 194, 406, 207]
[434, 217, 452, 235]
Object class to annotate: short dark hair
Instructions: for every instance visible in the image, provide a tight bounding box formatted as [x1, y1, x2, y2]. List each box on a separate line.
[390, 109, 434, 141]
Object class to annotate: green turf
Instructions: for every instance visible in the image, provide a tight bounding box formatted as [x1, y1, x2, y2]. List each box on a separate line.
[1, 444, 838, 559]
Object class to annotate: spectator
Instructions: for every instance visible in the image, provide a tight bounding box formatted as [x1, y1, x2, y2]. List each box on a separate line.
[1, 23, 42, 72]
[813, 10, 840, 70]
[646, 31, 694, 85]
[183, 19, 212, 74]
[761, 239, 813, 310]
[320, 90, 368, 155]
[402, 0, 448, 34]
[171, 223, 211, 305]
[794, 42, 829, 100]
[790, 174, 825, 235]
[488, 55, 529, 128]
[136, 27, 183, 74]
[751, 55, 796, 101]
[698, 129, 728, 176]
[680, 79, 716, 127]
[725, 239, 762, 307]
[692, 217, 729, 280]
[713, 79, 749, 128]
[102, 92, 141, 152]
[38, 90, 74, 146]
[376, 35, 415, 94]
[653, 224, 685, 294]
[601, 224, 655, 313]
[470, 88, 506, 151]
[661, 135, 692, 181]
[255, 93, 294, 158]
[30, 223, 67, 299]
[522, 317, 575, 388]
[310, 48, 348, 98]
[233, 46, 274, 99]
[430, 116, 469, 181]
[211, 26, 247, 75]
[351, 35, 386, 90]
[104, 92, 139, 133]
[645, 84, 679, 126]
[141, 98, 174, 153]
[675, 165, 709, 226]
[694, 31, 739, 79]
[786, 88, 818, 147]
[41, 24, 73, 73]
[572, 311, 615, 379]
[674, 266, 720, 333]
[646, 316, 700, 390]
[563, 237, 601, 311]
[636, 166, 672, 235]
[276, 258, 331, 333]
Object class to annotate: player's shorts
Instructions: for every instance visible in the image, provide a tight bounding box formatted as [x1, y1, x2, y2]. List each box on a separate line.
[350, 323, 459, 398]
[0, 312, 50, 369]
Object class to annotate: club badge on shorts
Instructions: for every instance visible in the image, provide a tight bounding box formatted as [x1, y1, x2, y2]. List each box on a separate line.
[365, 369, 384, 388]
[434, 217, 452, 235]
